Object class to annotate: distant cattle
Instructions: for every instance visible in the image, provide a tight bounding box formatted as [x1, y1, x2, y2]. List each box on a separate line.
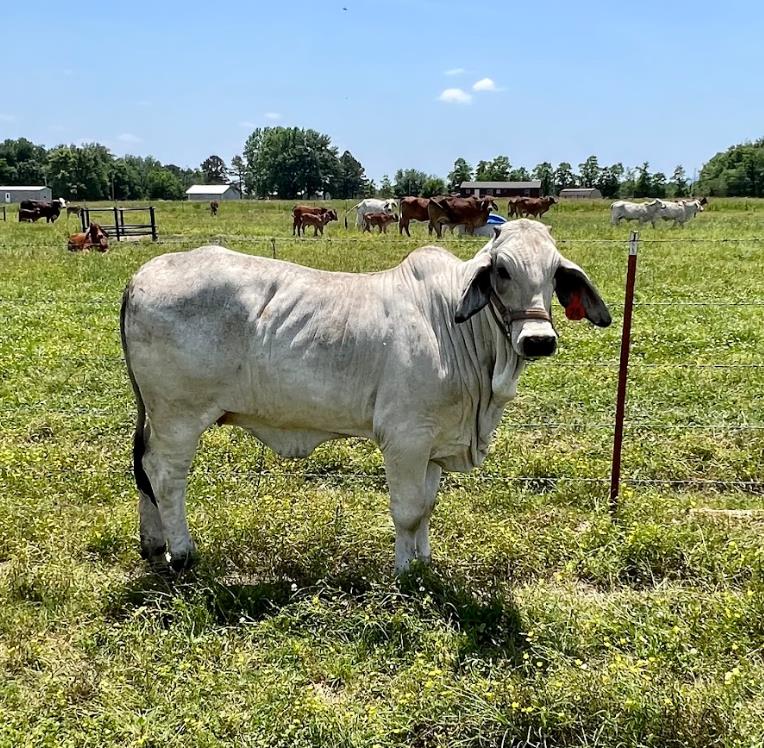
[398, 196, 432, 236]
[210, 201, 219, 216]
[66, 205, 82, 217]
[507, 197, 523, 218]
[67, 223, 109, 253]
[657, 198, 704, 227]
[345, 198, 398, 230]
[299, 210, 335, 237]
[610, 199, 664, 228]
[514, 196, 557, 218]
[292, 205, 338, 236]
[20, 199, 62, 223]
[428, 196, 497, 238]
[363, 212, 398, 233]
[18, 208, 42, 222]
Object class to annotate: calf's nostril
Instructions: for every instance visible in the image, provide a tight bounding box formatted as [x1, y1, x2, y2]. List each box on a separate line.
[522, 335, 557, 358]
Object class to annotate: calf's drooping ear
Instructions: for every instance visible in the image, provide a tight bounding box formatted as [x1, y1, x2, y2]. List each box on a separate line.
[554, 257, 612, 327]
[455, 251, 493, 323]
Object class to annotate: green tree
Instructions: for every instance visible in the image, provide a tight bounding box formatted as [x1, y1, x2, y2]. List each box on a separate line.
[596, 163, 623, 199]
[201, 155, 228, 184]
[46, 143, 112, 200]
[531, 162, 554, 195]
[669, 165, 689, 197]
[0, 138, 47, 184]
[112, 158, 143, 200]
[393, 168, 428, 197]
[578, 155, 601, 187]
[378, 174, 393, 198]
[697, 139, 764, 197]
[490, 155, 511, 181]
[447, 157, 472, 192]
[422, 176, 446, 197]
[634, 162, 652, 198]
[554, 162, 577, 193]
[333, 150, 368, 199]
[146, 168, 185, 200]
[509, 166, 531, 181]
[243, 127, 340, 198]
[228, 155, 246, 195]
[474, 160, 492, 181]
[651, 172, 667, 198]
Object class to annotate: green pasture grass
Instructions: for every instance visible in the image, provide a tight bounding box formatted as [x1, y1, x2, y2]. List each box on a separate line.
[0, 199, 762, 746]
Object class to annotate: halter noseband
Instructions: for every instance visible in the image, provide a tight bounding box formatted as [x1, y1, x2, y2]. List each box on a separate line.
[488, 291, 554, 337]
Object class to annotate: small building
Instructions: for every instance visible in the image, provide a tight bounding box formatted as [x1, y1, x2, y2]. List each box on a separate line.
[459, 180, 542, 198]
[185, 184, 241, 201]
[559, 187, 603, 200]
[1, 185, 52, 203]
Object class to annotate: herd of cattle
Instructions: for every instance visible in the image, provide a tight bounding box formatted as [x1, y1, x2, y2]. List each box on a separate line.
[290, 194, 709, 238]
[16, 197, 109, 252]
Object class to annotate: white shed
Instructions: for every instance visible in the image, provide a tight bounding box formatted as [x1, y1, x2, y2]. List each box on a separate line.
[185, 184, 241, 201]
[1, 186, 52, 204]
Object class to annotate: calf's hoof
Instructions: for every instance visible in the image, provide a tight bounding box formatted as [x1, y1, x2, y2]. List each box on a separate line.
[169, 548, 198, 573]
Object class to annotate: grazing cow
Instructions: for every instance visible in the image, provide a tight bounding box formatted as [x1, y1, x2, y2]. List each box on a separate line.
[428, 196, 497, 238]
[363, 211, 398, 233]
[18, 208, 42, 222]
[67, 223, 109, 252]
[507, 197, 523, 218]
[398, 196, 432, 237]
[299, 211, 335, 236]
[210, 201, 219, 216]
[292, 205, 338, 236]
[610, 199, 664, 228]
[345, 198, 398, 229]
[121, 219, 611, 572]
[20, 199, 61, 223]
[657, 198, 704, 227]
[515, 196, 558, 218]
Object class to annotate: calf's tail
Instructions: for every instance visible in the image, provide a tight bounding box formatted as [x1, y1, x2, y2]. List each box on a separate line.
[120, 286, 157, 506]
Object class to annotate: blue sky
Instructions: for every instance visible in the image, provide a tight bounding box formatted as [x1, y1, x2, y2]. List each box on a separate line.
[1, 0, 761, 181]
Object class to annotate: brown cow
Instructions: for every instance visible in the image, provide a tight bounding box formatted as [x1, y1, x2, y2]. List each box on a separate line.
[20, 199, 61, 223]
[19, 208, 42, 222]
[292, 205, 338, 236]
[210, 200, 219, 216]
[363, 212, 398, 234]
[507, 197, 524, 218]
[427, 196, 497, 238]
[299, 211, 335, 237]
[515, 196, 557, 218]
[67, 223, 109, 253]
[398, 196, 432, 237]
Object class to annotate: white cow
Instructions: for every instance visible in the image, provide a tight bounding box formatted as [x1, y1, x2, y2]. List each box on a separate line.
[346, 198, 398, 229]
[657, 198, 704, 227]
[121, 220, 611, 573]
[610, 199, 664, 228]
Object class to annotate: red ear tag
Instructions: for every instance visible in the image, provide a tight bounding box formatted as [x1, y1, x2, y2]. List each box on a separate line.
[565, 291, 587, 321]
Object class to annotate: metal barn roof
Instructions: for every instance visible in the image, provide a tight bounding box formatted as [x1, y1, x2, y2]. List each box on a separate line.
[185, 184, 237, 195]
[460, 181, 541, 190]
[0, 185, 49, 191]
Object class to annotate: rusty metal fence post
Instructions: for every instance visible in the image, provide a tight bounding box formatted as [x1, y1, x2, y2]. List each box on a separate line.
[609, 231, 639, 516]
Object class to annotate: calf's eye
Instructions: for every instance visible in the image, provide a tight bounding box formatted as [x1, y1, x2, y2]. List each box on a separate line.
[497, 267, 511, 281]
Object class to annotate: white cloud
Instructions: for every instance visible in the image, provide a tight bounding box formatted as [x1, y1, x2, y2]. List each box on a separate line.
[0, 113, 16, 122]
[444, 67, 465, 76]
[239, 120, 256, 129]
[117, 132, 142, 144]
[438, 88, 472, 104]
[472, 77, 497, 92]
[264, 112, 282, 120]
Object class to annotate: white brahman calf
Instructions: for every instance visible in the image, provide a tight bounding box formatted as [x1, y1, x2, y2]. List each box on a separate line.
[121, 220, 611, 573]
[657, 198, 704, 227]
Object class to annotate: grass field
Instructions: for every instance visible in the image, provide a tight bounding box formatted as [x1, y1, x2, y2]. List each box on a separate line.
[1, 199, 762, 747]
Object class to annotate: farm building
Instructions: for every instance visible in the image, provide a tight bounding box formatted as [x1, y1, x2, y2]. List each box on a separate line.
[185, 184, 241, 201]
[2, 185, 52, 203]
[559, 187, 603, 199]
[459, 181, 542, 198]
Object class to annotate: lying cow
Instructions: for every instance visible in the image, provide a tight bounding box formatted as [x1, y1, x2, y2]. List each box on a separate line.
[19, 208, 42, 222]
[20, 199, 62, 223]
[292, 205, 338, 236]
[398, 196, 432, 237]
[299, 210, 335, 236]
[428, 196, 497, 238]
[363, 211, 398, 233]
[67, 223, 109, 252]
[121, 219, 611, 573]
[657, 198, 704, 227]
[610, 199, 664, 228]
[345, 198, 398, 230]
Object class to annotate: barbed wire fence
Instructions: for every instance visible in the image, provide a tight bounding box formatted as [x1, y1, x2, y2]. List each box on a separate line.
[1, 231, 763, 501]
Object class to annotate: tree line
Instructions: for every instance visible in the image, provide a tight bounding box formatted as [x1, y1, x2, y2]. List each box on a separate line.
[2, 131, 762, 201]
